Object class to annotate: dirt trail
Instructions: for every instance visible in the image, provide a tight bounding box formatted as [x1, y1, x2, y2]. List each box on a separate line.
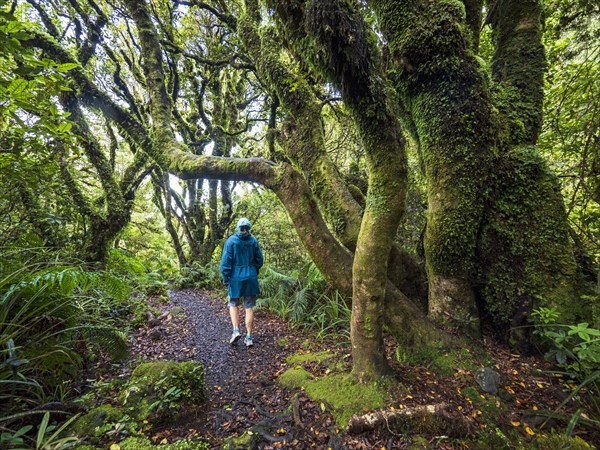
[134, 289, 348, 449]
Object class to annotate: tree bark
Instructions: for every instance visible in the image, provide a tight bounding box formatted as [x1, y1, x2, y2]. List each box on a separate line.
[59, 92, 134, 263]
[238, 1, 364, 250]
[462, 0, 484, 51]
[370, 0, 495, 336]
[490, 0, 546, 145]
[268, 0, 409, 379]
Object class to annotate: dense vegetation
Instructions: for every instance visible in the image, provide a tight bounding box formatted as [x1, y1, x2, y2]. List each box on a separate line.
[0, 0, 599, 448]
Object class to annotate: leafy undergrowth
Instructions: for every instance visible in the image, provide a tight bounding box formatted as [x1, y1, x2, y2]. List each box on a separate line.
[92, 289, 598, 449]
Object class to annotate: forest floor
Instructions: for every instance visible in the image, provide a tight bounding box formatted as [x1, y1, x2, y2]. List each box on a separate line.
[122, 289, 599, 449]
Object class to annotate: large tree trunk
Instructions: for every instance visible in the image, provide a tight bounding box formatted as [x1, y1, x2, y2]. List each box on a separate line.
[370, 0, 495, 337]
[237, 2, 364, 251]
[268, 0, 430, 378]
[371, 0, 584, 344]
[476, 0, 581, 343]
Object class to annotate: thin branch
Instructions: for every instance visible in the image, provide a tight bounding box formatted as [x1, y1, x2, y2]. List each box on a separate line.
[174, 0, 237, 30]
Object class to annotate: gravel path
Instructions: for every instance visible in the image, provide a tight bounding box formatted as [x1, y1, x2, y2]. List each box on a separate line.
[142, 289, 345, 449]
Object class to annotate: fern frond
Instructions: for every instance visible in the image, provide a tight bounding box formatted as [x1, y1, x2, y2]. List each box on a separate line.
[290, 287, 311, 323]
[305, 262, 325, 288]
[86, 326, 129, 361]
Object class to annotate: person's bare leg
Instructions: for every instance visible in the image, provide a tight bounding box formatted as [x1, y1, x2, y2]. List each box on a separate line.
[230, 306, 240, 330]
[245, 308, 254, 336]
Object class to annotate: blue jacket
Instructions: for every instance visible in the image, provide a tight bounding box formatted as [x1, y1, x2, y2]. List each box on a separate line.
[220, 231, 264, 298]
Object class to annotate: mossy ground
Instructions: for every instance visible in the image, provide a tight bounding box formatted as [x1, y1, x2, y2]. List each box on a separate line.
[109, 435, 209, 450]
[395, 336, 489, 377]
[280, 350, 393, 426]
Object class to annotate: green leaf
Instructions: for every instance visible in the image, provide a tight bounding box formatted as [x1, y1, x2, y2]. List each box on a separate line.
[8, 79, 29, 96]
[5, 21, 22, 33]
[36, 412, 50, 449]
[56, 63, 79, 73]
[58, 122, 72, 133]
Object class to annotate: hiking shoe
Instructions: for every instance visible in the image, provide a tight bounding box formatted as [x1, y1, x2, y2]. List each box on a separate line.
[244, 335, 254, 347]
[230, 330, 241, 345]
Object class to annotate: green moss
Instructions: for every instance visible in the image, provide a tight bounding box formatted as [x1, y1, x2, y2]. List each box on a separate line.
[460, 386, 507, 421]
[118, 436, 209, 450]
[407, 436, 431, 450]
[279, 366, 311, 388]
[473, 426, 520, 449]
[222, 430, 261, 450]
[279, 370, 387, 426]
[396, 336, 488, 376]
[429, 348, 478, 377]
[477, 146, 585, 344]
[122, 360, 206, 422]
[461, 386, 486, 405]
[118, 436, 155, 450]
[531, 432, 596, 450]
[69, 404, 124, 439]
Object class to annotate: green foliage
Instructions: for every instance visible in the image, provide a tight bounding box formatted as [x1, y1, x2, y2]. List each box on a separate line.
[0, 250, 132, 418]
[531, 431, 596, 449]
[539, 10, 600, 266]
[174, 261, 222, 290]
[531, 307, 600, 432]
[532, 308, 600, 377]
[0, 412, 80, 450]
[258, 263, 350, 340]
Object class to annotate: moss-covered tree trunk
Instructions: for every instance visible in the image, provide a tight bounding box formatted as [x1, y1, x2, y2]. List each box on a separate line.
[475, 0, 581, 343]
[59, 91, 134, 264]
[370, 0, 583, 344]
[370, 0, 495, 336]
[237, 1, 364, 251]
[267, 0, 409, 378]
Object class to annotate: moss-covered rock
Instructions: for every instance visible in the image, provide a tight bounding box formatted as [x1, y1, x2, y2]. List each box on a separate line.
[221, 430, 261, 450]
[121, 360, 206, 423]
[69, 404, 125, 441]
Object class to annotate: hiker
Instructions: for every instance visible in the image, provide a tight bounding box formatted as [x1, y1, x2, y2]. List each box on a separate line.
[220, 217, 264, 347]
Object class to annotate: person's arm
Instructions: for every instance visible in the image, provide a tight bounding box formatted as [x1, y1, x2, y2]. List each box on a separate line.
[220, 239, 233, 283]
[254, 239, 264, 271]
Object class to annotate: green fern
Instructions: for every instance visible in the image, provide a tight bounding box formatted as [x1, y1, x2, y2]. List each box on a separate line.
[258, 265, 349, 339]
[85, 326, 129, 361]
[0, 252, 133, 414]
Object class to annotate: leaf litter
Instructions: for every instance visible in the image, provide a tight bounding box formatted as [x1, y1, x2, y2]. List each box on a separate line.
[118, 289, 600, 449]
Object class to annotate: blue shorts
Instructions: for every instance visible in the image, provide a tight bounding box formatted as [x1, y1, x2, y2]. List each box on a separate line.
[228, 296, 257, 308]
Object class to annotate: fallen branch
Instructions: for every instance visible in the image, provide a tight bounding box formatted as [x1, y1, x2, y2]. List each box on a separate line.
[291, 393, 304, 428]
[347, 403, 474, 437]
